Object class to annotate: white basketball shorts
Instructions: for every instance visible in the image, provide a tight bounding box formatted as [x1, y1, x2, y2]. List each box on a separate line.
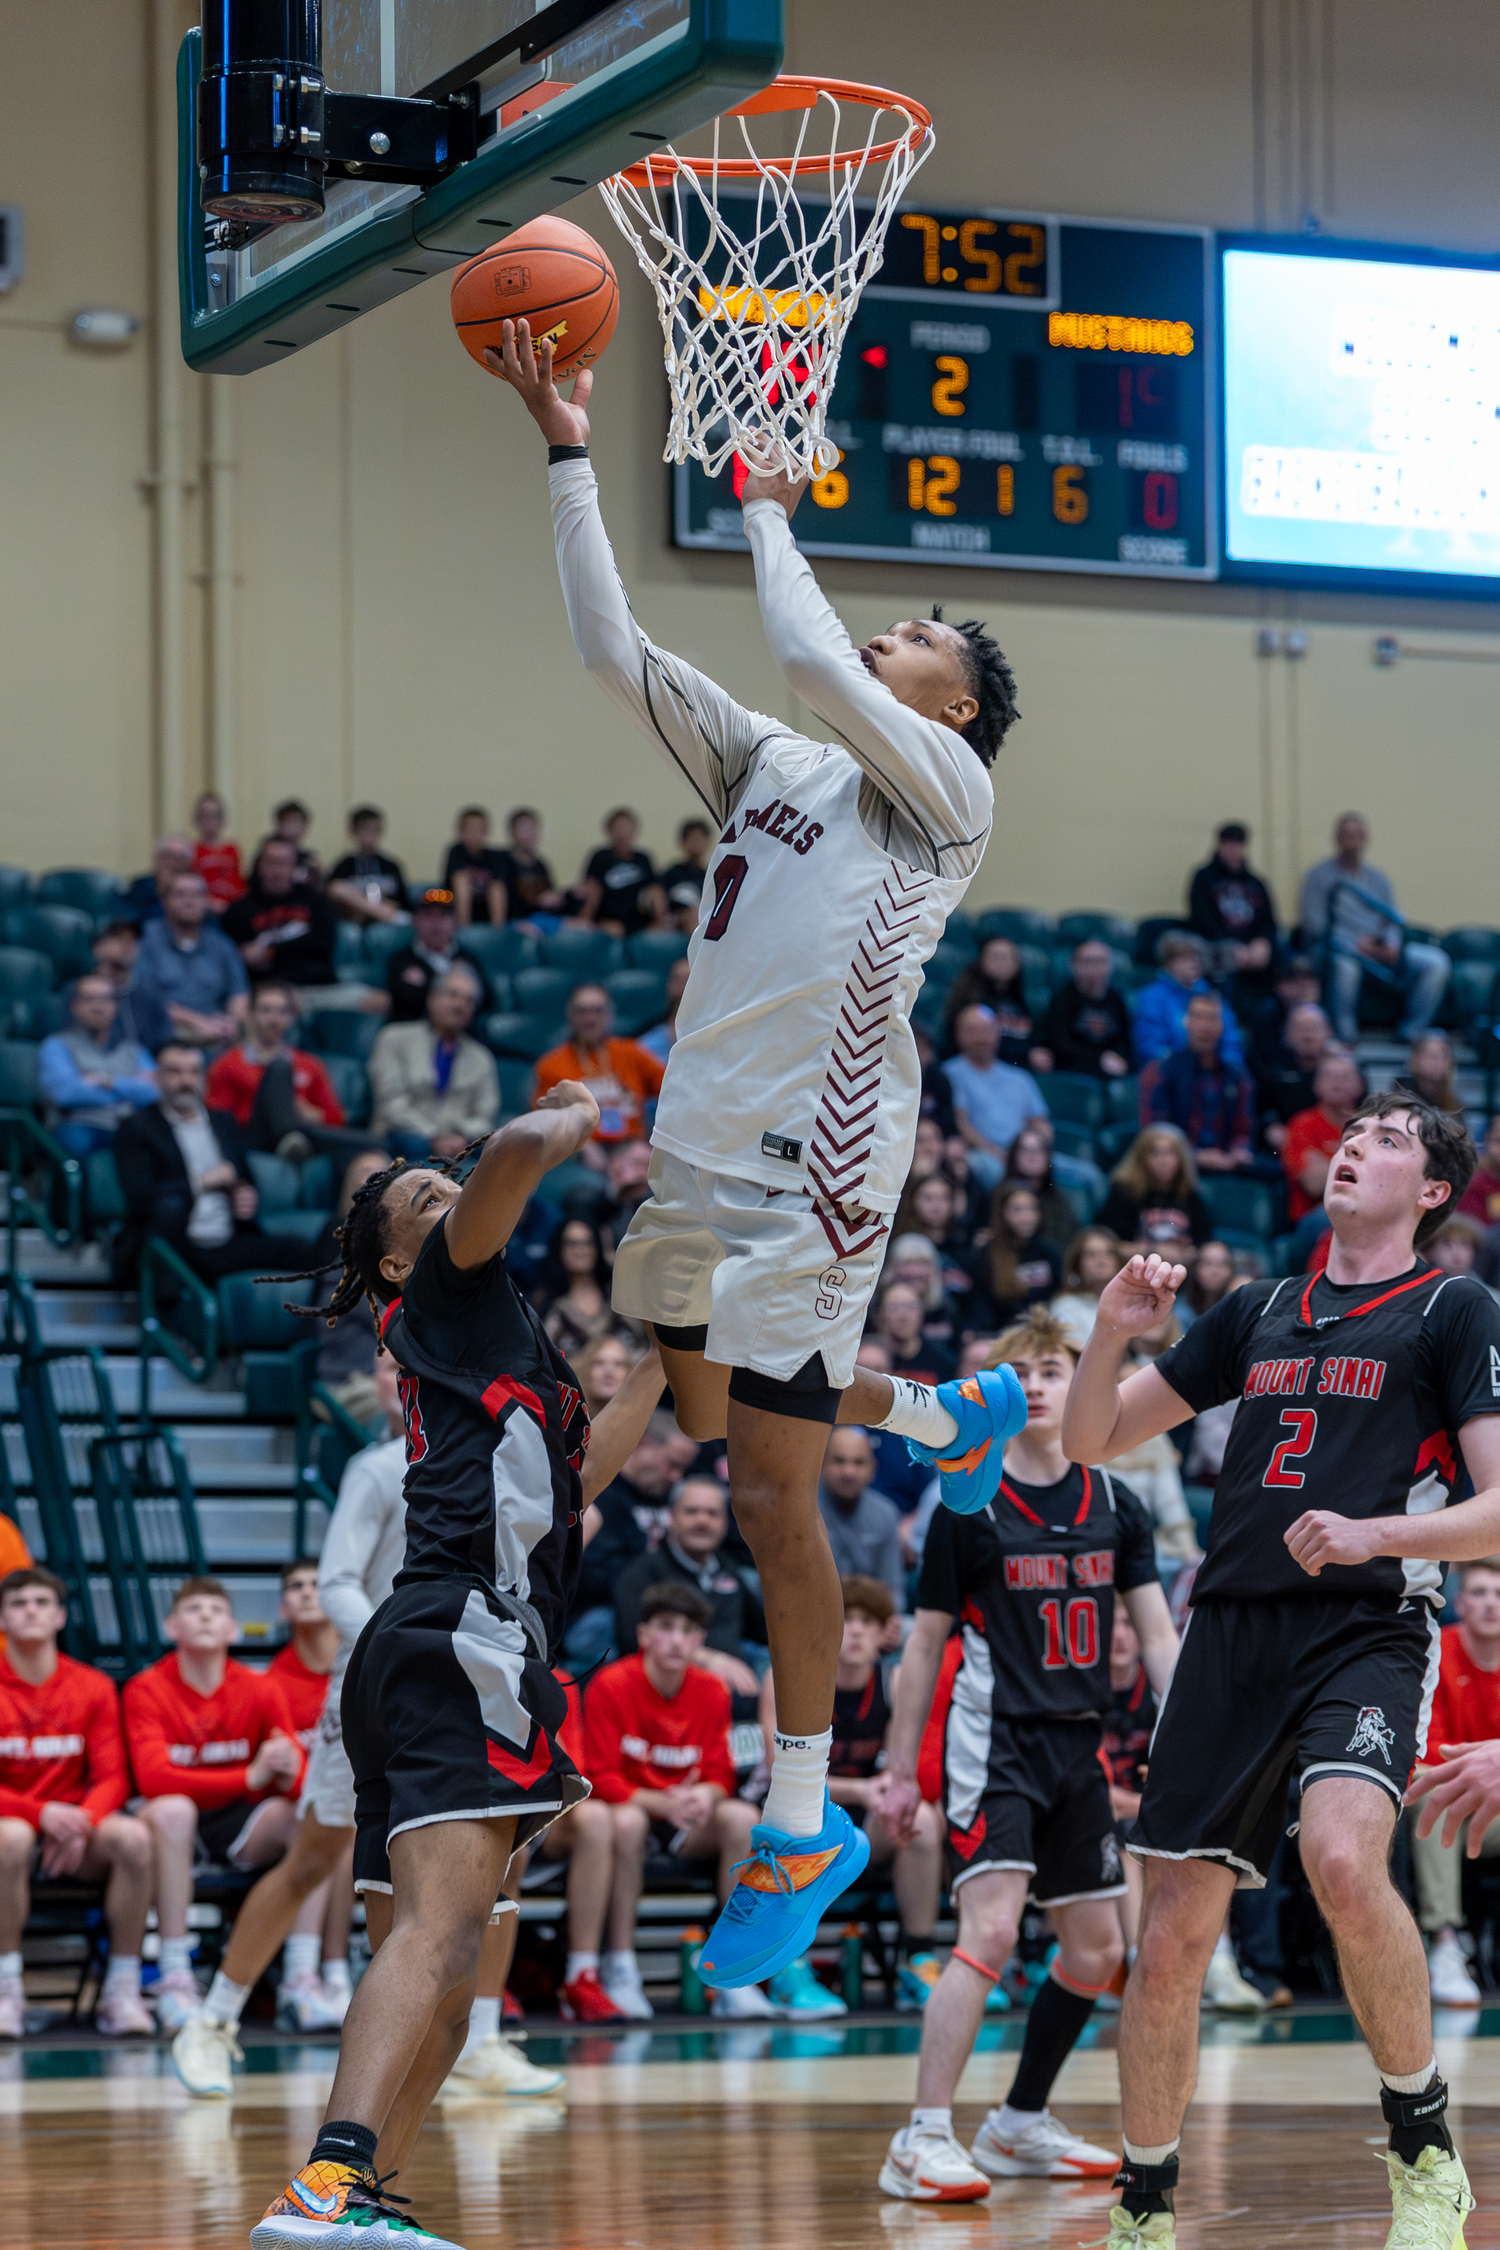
[298, 1683, 356, 1830]
[610, 1148, 891, 1389]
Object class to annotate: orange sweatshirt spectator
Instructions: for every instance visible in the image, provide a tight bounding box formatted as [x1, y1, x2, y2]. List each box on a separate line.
[0, 1517, 30, 1583]
[534, 984, 664, 1149]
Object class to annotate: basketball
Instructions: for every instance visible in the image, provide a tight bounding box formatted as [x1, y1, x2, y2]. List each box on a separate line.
[450, 215, 619, 380]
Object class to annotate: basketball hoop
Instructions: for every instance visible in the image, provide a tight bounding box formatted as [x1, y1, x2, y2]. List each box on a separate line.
[598, 76, 934, 479]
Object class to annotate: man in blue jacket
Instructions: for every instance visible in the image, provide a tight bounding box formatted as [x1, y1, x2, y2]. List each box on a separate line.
[38, 975, 158, 1156]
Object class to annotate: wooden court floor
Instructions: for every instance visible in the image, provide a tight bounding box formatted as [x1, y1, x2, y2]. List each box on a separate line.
[6, 2018, 1500, 2248]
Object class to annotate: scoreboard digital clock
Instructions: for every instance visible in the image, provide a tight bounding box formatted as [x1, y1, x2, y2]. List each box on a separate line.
[672, 210, 1215, 579]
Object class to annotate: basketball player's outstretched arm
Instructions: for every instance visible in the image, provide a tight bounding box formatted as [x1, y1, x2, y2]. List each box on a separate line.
[1061, 1254, 1197, 1464]
[445, 1080, 601, 1270]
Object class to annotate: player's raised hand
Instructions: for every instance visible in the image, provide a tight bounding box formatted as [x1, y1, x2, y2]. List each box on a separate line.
[1405, 1740, 1500, 1851]
[537, 1077, 599, 1118]
[740, 439, 810, 521]
[486, 318, 593, 447]
[1095, 1253, 1186, 1339]
[1283, 1508, 1379, 1577]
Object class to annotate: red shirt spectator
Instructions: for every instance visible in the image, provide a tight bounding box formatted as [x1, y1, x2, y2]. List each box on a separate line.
[0, 1647, 129, 1830]
[123, 1651, 303, 1810]
[1282, 1104, 1344, 1223]
[1280, 1053, 1364, 1221]
[1429, 1621, 1500, 1752]
[583, 1651, 734, 1803]
[193, 842, 245, 911]
[268, 1644, 331, 1750]
[206, 1042, 345, 1128]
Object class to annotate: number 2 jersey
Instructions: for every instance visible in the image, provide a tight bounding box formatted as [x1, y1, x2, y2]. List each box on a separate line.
[1156, 1264, 1500, 1606]
[916, 1464, 1159, 1723]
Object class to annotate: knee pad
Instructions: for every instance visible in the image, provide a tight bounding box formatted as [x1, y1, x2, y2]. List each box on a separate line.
[728, 1353, 840, 1426]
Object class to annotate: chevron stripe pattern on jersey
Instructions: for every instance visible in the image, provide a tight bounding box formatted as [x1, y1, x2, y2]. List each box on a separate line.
[807, 863, 934, 1229]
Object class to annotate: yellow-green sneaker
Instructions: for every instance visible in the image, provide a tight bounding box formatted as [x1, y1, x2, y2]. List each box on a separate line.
[1096, 2210, 1176, 2250]
[1382, 2144, 1473, 2250]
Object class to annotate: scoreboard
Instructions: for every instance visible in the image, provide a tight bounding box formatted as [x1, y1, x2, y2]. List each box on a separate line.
[672, 210, 1215, 580]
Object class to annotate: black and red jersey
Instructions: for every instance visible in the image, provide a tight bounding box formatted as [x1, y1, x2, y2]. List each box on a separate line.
[1157, 1266, 1500, 1607]
[831, 1665, 891, 1779]
[381, 1220, 590, 1656]
[916, 1464, 1158, 1721]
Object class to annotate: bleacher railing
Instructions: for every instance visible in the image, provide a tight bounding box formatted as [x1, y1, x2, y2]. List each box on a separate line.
[0, 1112, 81, 1267]
[137, 1235, 220, 1416]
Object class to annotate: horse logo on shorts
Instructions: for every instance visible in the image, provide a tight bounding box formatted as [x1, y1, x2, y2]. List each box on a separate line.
[1345, 1706, 1395, 1765]
[1101, 1832, 1122, 1884]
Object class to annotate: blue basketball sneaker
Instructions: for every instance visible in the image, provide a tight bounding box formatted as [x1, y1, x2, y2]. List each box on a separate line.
[700, 1797, 870, 1990]
[905, 1366, 1028, 1516]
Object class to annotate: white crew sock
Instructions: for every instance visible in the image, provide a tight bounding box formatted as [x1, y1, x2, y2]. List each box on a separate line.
[1211, 1934, 1236, 1965]
[911, 2106, 953, 2135]
[321, 1957, 351, 1996]
[997, 2099, 1044, 2130]
[159, 1936, 193, 1980]
[202, 1968, 251, 2026]
[565, 1950, 599, 1983]
[875, 1376, 960, 1451]
[602, 1949, 640, 1984]
[461, 1994, 501, 2058]
[1381, 2058, 1438, 2096]
[1124, 2137, 1180, 2165]
[102, 1954, 142, 1998]
[0, 1950, 22, 1983]
[282, 1932, 322, 1983]
[762, 1727, 833, 1839]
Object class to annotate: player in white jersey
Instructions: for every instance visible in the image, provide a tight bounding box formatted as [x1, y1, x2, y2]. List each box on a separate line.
[498, 323, 1031, 1989]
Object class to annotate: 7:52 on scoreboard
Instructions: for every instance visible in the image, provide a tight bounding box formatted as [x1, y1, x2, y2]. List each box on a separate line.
[672, 210, 1215, 581]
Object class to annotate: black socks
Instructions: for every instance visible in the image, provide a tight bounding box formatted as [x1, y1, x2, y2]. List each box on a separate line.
[311, 2119, 379, 2173]
[1008, 1973, 1097, 2114]
[1117, 2153, 1179, 2218]
[1381, 2076, 1454, 2167]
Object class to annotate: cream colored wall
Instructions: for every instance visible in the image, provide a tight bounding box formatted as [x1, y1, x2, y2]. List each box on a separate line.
[3, 0, 1500, 929]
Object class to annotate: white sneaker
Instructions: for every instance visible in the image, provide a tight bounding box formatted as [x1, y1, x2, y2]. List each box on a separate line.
[152, 1967, 202, 2034]
[971, 2106, 1119, 2179]
[1201, 1944, 1267, 2013]
[0, 1979, 24, 2039]
[96, 1985, 156, 2038]
[879, 2123, 991, 2203]
[1428, 1935, 1482, 2007]
[171, 2012, 243, 2098]
[275, 1968, 346, 2032]
[443, 2031, 566, 2098]
[710, 1981, 776, 2019]
[318, 1968, 353, 2024]
[599, 1959, 654, 2021]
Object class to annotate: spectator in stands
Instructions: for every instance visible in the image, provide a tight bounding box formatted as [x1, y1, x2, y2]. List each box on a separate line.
[325, 806, 408, 927]
[205, 980, 371, 1167]
[1187, 821, 1278, 999]
[190, 792, 245, 911]
[123, 834, 194, 927]
[818, 1428, 907, 1620]
[578, 809, 668, 938]
[91, 919, 144, 1039]
[892, 1179, 978, 1320]
[639, 955, 690, 1065]
[265, 1559, 348, 2031]
[973, 1184, 1063, 1326]
[1177, 1237, 1237, 1331]
[1050, 1225, 1126, 1348]
[916, 1024, 958, 1134]
[1410, 1561, 1500, 2008]
[1282, 1047, 1366, 1224]
[873, 1277, 957, 1385]
[443, 806, 508, 928]
[1099, 1125, 1213, 1251]
[494, 807, 569, 933]
[569, 1409, 686, 1660]
[1397, 1032, 1465, 1115]
[597, 1136, 654, 1253]
[885, 1235, 962, 1353]
[1255, 999, 1334, 1151]
[221, 839, 338, 994]
[0, 1513, 29, 1582]
[659, 818, 715, 932]
[111, 1042, 319, 1282]
[1146, 991, 1255, 1172]
[1299, 812, 1450, 1042]
[383, 887, 490, 1024]
[613, 1476, 766, 1695]
[1429, 1217, 1493, 1292]
[368, 970, 498, 1162]
[1460, 1116, 1500, 1230]
[38, 973, 157, 1156]
[534, 985, 665, 1155]
[0, 1567, 156, 2038]
[533, 1216, 637, 1357]
[1000, 1120, 1083, 1250]
[943, 937, 1034, 1065]
[942, 1003, 1050, 1191]
[1029, 937, 1133, 1078]
[124, 1577, 304, 2031]
[270, 799, 320, 884]
[132, 871, 249, 1052]
[1134, 932, 1246, 1069]
[572, 1332, 639, 1419]
[314, 1149, 389, 1427]
[574, 1582, 760, 2022]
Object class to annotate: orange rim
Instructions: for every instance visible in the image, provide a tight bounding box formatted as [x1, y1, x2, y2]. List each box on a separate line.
[616, 74, 932, 188]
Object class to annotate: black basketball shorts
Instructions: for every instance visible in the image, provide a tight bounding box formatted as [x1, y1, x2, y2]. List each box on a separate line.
[341, 1574, 587, 1897]
[943, 1715, 1125, 1908]
[1135, 1593, 1441, 1887]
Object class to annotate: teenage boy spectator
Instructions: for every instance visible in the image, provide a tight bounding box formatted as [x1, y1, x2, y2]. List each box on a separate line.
[1282, 1048, 1366, 1223]
[1299, 812, 1451, 1042]
[112, 1043, 318, 1283]
[1407, 1560, 1500, 2008]
[874, 1278, 958, 1386]
[205, 980, 372, 1167]
[132, 871, 250, 1052]
[818, 1427, 907, 1619]
[368, 971, 498, 1161]
[123, 834, 194, 927]
[383, 888, 491, 1024]
[442, 806, 508, 927]
[578, 808, 668, 937]
[1255, 1000, 1334, 1150]
[326, 807, 408, 926]
[38, 975, 157, 1157]
[659, 817, 715, 932]
[1134, 933, 1246, 1070]
[1029, 940, 1132, 1079]
[533, 985, 665, 1152]
[639, 955, 690, 1065]
[598, 1137, 655, 1253]
[613, 1475, 767, 1695]
[268, 1560, 337, 1753]
[573, 1583, 761, 2021]
[1146, 992, 1254, 1173]
[221, 839, 338, 992]
[270, 799, 320, 883]
[493, 807, 567, 932]
[123, 1578, 304, 2031]
[1187, 822, 1279, 998]
[0, 1568, 155, 2037]
[190, 792, 245, 911]
[942, 1005, 1050, 1191]
[1461, 1117, 1500, 1231]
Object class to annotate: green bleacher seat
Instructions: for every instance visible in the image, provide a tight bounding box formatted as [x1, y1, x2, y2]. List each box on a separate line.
[0, 868, 31, 912]
[303, 1009, 383, 1063]
[1017, 943, 1054, 1013]
[3, 905, 94, 978]
[11, 995, 66, 1039]
[495, 1057, 535, 1114]
[84, 1149, 125, 1230]
[924, 941, 970, 994]
[977, 907, 1057, 947]
[938, 913, 978, 958]
[1094, 1118, 1138, 1169]
[0, 947, 55, 1008]
[540, 929, 623, 978]
[457, 924, 539, 978]
[627, 929, 689, 970]
[1042, 1073, 1108, 1129]
[298, 1154, 336, 1210]
[532, 1157, 605, 1210]
[0, 1040, 40, 1110]
[1442, 927, 1500, 963]
[1057, 911, 1137, 950]
[333, 920, 367, 974]
[1447, 961, 1498, 1033]
[603, 970, 667, 1035]
[360, 923, 412, 973]
[1200, 1172, 1284, 1240]
[35, 869, 125, 926]
[482, 1011, 564, 1061]
[1106, 1073, 1141, 1122]
[513, 967, 573, 1018]
[1047, 1120, 1098, 1165]
[317, 1054, 372, 1128]
[216, 1270, 317, 1353]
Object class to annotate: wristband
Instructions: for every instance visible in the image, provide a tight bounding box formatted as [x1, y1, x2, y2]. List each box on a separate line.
[548, 443, 590, 464]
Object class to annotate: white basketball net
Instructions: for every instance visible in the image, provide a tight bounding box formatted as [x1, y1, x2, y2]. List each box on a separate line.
[599, 81, 935, 479]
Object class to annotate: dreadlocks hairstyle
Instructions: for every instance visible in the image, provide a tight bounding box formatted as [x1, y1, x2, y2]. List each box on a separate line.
[930, 603, 1020, 767]
[275, 1132, 496, 1336]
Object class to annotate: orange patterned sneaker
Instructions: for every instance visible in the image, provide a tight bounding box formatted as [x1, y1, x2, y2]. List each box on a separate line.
[249, 2161, 465, 2248]
[699, 1795, 870, 1989]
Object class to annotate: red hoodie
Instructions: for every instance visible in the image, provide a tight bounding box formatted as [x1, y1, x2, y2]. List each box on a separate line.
[268, 1644, 332, 1750]
[123, 1654, 304, 1809]
[583, 1653, 734, 1804]
[0, 1650, 129, 1829]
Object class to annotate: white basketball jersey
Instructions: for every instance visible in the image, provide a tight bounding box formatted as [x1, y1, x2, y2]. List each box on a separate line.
[549, 462, 995, 1216]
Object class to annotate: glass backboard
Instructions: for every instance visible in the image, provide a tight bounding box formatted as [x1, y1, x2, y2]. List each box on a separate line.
[180, 0, 783, 373]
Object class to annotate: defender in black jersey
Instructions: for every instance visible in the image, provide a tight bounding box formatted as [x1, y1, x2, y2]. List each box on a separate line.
[878, 1310, 1179, 2204]
[256, 1083, 670, 2249]
[1064, 1094, 1500, 2250]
